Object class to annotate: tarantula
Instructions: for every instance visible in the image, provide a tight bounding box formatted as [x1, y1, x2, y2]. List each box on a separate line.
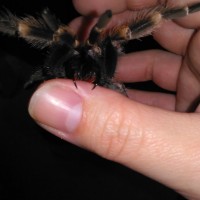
[0, 2, 200, 95]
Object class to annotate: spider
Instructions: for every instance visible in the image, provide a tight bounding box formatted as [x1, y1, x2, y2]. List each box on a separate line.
[0, 2, 200, 95]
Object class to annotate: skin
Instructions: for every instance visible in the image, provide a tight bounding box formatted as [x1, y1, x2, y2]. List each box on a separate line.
[28, 0, 200, 199]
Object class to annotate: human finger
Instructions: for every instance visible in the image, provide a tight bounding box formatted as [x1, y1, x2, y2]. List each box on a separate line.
[72, 0, 157, 15]
[176, 30, 200, 112]
[28, 79, 200, 199]
[127, 89, 176, 110]
[153, 21, 194, 55]
[116, 50, 182, 91]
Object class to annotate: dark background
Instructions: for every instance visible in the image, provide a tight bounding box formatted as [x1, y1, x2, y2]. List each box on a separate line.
[0, 0, 185, 199]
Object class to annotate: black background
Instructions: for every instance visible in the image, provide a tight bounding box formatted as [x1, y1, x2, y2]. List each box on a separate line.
[0, 0, 186, 199]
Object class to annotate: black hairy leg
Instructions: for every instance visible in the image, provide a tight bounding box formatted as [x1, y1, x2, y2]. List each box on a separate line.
[0, 8, 78, 48]
[0, 2, 200, 95]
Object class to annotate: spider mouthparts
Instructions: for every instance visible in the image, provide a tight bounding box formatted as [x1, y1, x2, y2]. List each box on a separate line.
[73, 80, 78, 89]
[91, 83, 97, 90]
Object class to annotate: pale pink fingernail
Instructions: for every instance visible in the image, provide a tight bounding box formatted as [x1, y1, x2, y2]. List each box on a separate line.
[28, 83, 82, 133]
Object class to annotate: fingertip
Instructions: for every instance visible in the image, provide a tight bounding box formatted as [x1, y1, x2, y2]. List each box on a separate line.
[72, 0, 158, 15]
[72, 0, 127, 15]
[28, 79, 83, 134]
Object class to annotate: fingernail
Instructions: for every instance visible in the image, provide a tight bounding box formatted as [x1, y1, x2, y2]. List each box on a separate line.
[28, 83, 82, 133]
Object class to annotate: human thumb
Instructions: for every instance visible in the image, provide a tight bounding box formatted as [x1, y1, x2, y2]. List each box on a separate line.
[28, 79, 200, 199]
[28, 79, 145, 157]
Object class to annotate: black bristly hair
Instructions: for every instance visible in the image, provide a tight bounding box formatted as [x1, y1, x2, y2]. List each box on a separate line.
[0, 2, 200, 95]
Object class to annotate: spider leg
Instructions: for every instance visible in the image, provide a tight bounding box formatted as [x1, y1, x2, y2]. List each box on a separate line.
[0, 9, 19, 36]
[24, 68, 45, 89]
[17, 15, 55, 49]
[42, 8, 79, 47]
[103, 37, 118, 79]
[88, 10, 112, 44]
[0, 8, 56, 48]
[109, 2, 200, 42]
[189, 2, 200, 13]
[0, 8, 78, 49]
[24, 45, 77, 88]
[163, 2, 200, 19]
[102, 37, 127, 95]
[41, 8, 60, 32]
[43, 45, 77, 78]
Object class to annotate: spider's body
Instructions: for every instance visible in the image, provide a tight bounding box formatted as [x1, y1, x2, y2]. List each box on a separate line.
[0, 2, 200, 94]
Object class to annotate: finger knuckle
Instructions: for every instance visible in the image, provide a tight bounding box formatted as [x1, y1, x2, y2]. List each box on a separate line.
[92, 105, 144, 162]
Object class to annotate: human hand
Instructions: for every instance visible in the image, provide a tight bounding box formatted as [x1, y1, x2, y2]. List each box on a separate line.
[28, 0, 200, 199]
